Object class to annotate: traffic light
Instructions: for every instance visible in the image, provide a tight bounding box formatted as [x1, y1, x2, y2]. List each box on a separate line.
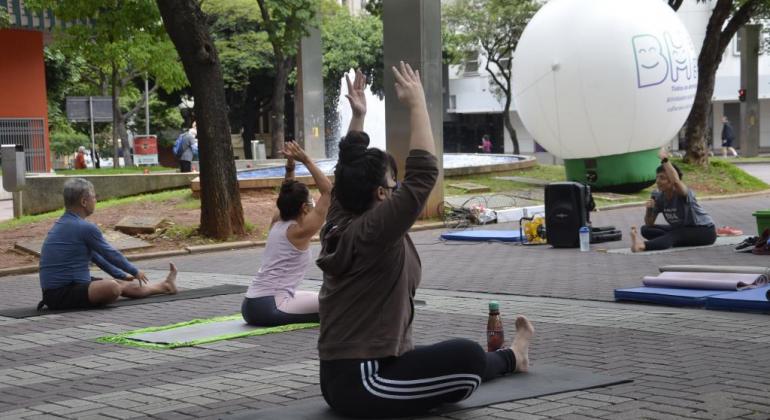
[739, 88, 747, 102]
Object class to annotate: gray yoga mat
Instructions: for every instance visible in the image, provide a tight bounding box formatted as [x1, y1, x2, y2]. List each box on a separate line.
[225, 364, 631, 420]
[642, 271, 768, 291]
[659, 265, 770, 276]
[607, 235, 748, 255]
[128, 318, 271, 344]
[0, 284, 247, 318]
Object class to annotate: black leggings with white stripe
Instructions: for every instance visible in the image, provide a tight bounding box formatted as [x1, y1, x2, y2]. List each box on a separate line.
[320, 338, 515, 418]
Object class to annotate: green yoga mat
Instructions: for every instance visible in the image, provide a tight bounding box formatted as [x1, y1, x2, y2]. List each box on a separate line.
[98, 314, 318, 349]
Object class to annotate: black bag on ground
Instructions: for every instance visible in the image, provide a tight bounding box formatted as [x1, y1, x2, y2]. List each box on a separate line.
[545, 182, 593, 248]
[590, 227, 622, 243]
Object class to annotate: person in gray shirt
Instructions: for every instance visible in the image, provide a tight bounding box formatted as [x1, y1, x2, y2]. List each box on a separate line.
[631, 149, 716, 252]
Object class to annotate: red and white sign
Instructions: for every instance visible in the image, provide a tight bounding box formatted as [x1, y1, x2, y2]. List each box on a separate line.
[133, 135, 158, 165]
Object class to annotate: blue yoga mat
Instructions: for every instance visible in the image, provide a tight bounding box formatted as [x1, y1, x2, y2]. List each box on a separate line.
[441, 230, 522, 242]
[614, 287, 727, 307]
[705, 285, 770, 313]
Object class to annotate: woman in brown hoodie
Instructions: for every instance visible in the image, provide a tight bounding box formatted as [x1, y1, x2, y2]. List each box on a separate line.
[315, 64, 535, 418]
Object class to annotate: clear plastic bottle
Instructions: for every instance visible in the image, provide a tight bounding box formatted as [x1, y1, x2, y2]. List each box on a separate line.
[487, 301, 504, 352]
[579, 226, 590, 252]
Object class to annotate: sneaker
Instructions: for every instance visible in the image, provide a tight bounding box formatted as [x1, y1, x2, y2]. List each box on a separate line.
[736, 236, 759, 251]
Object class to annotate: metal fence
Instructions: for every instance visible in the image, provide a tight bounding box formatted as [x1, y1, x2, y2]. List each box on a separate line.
[0, 118, 47, 173]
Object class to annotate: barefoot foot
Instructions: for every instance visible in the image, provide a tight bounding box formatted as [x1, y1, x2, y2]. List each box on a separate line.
[630, 226, 645, 253]
[512, 315, 534, 373]
[164, 262, 178, 294]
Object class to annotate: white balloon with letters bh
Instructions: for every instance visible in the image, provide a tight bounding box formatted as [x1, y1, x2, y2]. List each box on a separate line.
[513, 0, 697, 159]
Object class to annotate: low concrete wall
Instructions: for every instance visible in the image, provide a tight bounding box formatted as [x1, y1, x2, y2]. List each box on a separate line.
[22, 173, 198, 215]
[191, 155, 539, 192]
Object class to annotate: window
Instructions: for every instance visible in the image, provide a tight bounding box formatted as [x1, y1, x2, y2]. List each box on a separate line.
[498, 55, 512, 72]
[463, 51, 479, 75]
[732, 30, 765, 56]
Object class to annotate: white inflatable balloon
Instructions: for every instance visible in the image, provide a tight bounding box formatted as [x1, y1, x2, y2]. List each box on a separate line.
[513, 0, 697, 159]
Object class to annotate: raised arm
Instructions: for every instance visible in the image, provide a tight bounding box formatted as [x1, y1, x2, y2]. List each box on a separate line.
[361, 62, 438, 245]
[658, 148, 687, 197]
[284, 141, 332, 247]
[346, 69, 367, 133]
[392, 61, 435, 155]
[270, 155, 297, 226]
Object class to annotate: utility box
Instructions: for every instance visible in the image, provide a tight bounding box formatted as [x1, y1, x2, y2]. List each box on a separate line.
[251, 140, 266, 161]
[1, 144, 26, 192]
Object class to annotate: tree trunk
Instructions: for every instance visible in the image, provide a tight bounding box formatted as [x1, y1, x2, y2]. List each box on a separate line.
[119, 121, 133, 167]
[241, 80, 259, 160]
[269, 55, 291, 158]
[683, 0, 760, 166]
[111, 64, 121, 166]
[156, 0, 245, 239]
[502, 96, 519, 155]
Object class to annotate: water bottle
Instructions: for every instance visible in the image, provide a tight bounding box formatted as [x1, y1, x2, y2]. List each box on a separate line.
[486, 301, 504, 352]
[579, 226, 590, 252]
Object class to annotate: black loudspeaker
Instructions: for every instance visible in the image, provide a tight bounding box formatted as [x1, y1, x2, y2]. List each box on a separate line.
[545, 182, 592, 248]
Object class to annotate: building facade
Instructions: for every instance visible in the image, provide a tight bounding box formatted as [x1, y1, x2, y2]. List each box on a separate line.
[446, 0, 769, 155]
[0, 0, 57, 172]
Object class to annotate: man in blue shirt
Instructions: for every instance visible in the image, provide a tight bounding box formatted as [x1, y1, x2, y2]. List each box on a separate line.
[39, 178, 178, 310]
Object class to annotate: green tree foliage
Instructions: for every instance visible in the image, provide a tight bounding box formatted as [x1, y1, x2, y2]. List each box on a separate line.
[49, 130, 90, 159]
[667, 0, 770, 165]
[255, 0, 319, 156]
[443, 0, 539, 154]
[28, 0, 188, 166]
[123, 88, 185, 146]
[202, 0, 273, 92]
[201, 0, 274, 158]
[320, 0, 382, 141]
[0, 7, 10, 28]
[44, 47, 86, 132]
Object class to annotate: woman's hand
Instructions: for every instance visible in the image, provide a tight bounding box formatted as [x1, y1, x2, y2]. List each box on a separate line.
[345, 69, 367, 118]
[392, 61, 426, 110]
[283, 141, 309, 164]
[658, 147, 669, 161]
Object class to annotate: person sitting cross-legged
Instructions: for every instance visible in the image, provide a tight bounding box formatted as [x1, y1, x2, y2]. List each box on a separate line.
[630, 149, 716, 252]
[38, 178, 177, 310]
[241, 141, 332, 327]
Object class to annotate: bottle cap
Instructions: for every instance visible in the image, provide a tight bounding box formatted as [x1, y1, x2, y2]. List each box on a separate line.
[579, 226, 590, 233]
[489, 301, 499, 311]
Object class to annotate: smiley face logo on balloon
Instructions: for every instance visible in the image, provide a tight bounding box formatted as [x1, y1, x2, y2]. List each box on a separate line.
[632, 34, 669, 88]
[664, 31, 692, 82]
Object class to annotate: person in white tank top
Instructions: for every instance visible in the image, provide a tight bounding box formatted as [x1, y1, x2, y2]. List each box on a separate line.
[241, 141, 332, 326]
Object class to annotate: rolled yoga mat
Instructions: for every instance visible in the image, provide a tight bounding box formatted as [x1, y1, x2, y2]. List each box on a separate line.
[224, 364, 631, 420]
[659, 265, 770, 276]
[642, 272, 768, 291]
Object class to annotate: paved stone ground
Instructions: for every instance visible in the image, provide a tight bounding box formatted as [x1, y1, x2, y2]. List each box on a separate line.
[1, 194, 770, 419]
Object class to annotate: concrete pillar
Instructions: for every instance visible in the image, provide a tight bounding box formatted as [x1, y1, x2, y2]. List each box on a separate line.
[295, 26, 326, 159]
[739, 24, 761, 157]
[383, 0, 443, 217]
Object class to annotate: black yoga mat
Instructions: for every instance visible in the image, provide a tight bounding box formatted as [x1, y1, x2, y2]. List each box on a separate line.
[0, 284, 247, 318]
[225, 364, 631, 420]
